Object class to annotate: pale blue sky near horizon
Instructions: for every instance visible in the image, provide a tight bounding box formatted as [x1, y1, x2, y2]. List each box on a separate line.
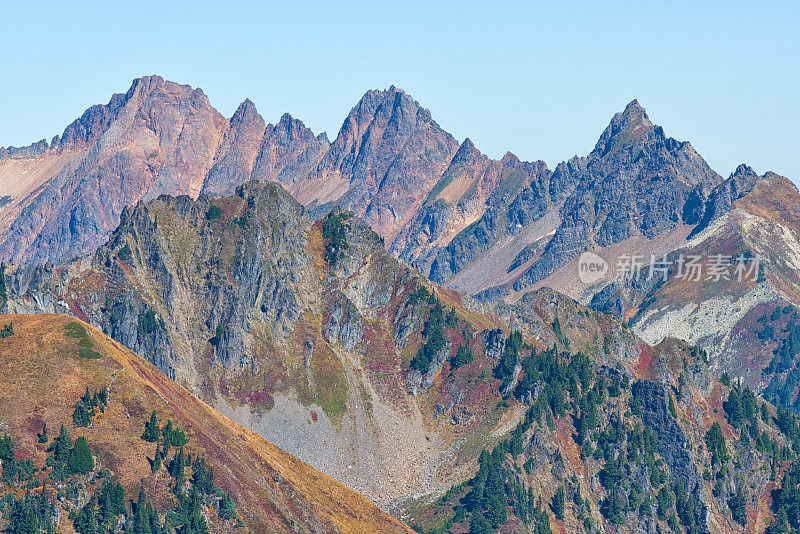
[1, 1, 798, 182]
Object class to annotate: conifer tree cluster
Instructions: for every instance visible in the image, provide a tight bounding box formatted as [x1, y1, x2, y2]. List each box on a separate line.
[73, 387, 109, 427]
[0, 321, 14, 338]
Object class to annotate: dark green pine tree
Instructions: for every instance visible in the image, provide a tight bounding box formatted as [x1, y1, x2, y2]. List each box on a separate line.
[99, 480, 127, 528]
[191, 454, 214, 494]
[469, 512, 493, 534]
[162, 420, 174, 449]
[705, 422, 729, 465]
[133, 484, 149, 534]
[147, 501, 162, 534]
[142, 411, 160, 442]
[170, 446, 185, 495]
[74, 497, 98, 534]
[37, 422, 48, 444]
[68, 436, 95, 474]
[151, 444, 163, 473]
[74, 400, 92, 427]
[728, 486, 748, 526]
[0, 433, 14, 462]
[49, 424, 72, 464]
[8, 498, 39, 534]
[551, 486, 565, 519]
[219, 492, 236, 520]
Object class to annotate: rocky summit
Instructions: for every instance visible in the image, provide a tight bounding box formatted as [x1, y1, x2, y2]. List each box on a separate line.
[2, 76, 800, 534]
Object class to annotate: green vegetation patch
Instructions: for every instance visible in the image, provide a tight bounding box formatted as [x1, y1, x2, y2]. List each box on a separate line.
[322, 211, 352, 267]
[311, 343, 348, 421]
[206, 203, 223, 220]
[64, 322, 103, 359]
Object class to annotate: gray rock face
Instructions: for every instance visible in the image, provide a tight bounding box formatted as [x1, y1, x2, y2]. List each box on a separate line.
[512, 101, 722, 291]
[406, 340, 451, 396]
[249, 113, 330, 192]
[308, 87, 461, 237]
[481, 328, 506, 359]
[426, 155, 556, 282]
[633, 380, 709, 534]
[688, 163, 761, 238]
[513, 101, 722, 291]
[323, 296, 363, 352]
[201, 99, 266, 196]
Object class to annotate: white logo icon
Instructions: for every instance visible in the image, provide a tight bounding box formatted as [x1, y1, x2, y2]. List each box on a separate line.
[578, 252, 608, 284]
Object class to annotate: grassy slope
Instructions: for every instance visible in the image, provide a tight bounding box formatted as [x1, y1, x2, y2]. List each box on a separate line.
[0, 313, 412, 534]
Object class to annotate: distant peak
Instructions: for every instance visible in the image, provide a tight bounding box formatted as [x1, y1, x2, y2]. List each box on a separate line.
[450, 137, 484, 163]
[126, 75, 166, 96]
[621, 99, 649, 121]
[501, 152, 521, 165]
[732, 163, 756, 178]
[592, 99, 654, 157]
[625, 98, 642, 110]
[232, 98, 259, 120]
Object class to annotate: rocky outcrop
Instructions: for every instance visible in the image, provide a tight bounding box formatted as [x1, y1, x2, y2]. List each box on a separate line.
[305, 87, 461, 240]
[688, 163, 762, 238]
[250, 113, 330, 194]
[481, 328, 506, 359]
[633, 380, 709, 533]
[424, 155, 556, 282]
[512, 100, 722, 291]
[1, 180, 519, 507]
[201, 99, 267, 195]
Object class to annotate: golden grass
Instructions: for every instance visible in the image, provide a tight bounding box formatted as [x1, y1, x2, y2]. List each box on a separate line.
[0, 314, 412, 534]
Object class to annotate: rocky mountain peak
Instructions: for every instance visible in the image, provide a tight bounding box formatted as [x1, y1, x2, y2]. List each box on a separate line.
[732, 162, 757, 178]
[272, 112, 314, 139]
[500, 151, 522, 166]
[231, 98, 260, 124]
[592, 99, 655, 158]
[449, 137, 484, 164]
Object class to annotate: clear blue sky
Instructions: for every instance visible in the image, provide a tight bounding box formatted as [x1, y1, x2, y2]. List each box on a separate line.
[1, 1, 798, 182]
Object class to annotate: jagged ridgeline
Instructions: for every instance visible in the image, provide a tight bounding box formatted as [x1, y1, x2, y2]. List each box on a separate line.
[0, 314, 413, 533]
[1, 74, 799, 531]
[3, 180, 531, 505]
[3, 180, 800, 533]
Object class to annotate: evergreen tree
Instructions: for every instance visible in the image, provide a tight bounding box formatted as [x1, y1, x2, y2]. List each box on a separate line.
[68, 436, 95, 474]
[142, 411, 160, 442]
[151, 444, 163, 473]
[219, 493, 236, 520]
[728, 486, 747, 526]
[49, 424, 72, 464]
[469, 512, 493, 534]
[170, 446, 186, 495]
[771, 507, 790, 533]
[74, 497, 98, 534]
[99, 480, 127, 527]
[8, 499, 39, 534]
[551, 486, 565, 519]
[133, 484, 149, 534]
[0, 433, 14, 462]
[191, 454, 214, 494]
[37, 422, 48, 444]
[704, 422, 729, 464]
[761, 402, 770, 423]
[74, 400, 92, 427]
[723, 389, 744, 429]
[147, 501, 162, 534]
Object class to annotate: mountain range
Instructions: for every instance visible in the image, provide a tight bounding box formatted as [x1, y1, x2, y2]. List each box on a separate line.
[2, 76, 800, 533]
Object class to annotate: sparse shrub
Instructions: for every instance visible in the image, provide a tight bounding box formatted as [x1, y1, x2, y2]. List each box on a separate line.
[206, 204, 223, 220]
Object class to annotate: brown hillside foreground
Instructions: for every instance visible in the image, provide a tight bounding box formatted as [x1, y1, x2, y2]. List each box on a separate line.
[0, 313, 413, 534]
